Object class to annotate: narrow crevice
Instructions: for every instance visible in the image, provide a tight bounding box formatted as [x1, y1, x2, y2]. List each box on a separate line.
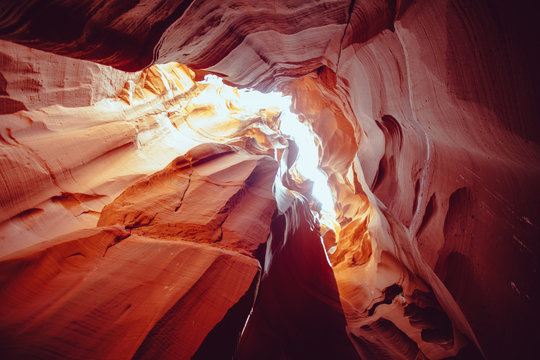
[192, 268, 261, 360]
[102, 233, 131, 257]
[367, 284, 403, 316]
[416, 193, 436, 236]
[174, 170, 193, 212]
[335, 0, 356, 74]
[213, 187, 244, 242]
[215, 225, 224, 243]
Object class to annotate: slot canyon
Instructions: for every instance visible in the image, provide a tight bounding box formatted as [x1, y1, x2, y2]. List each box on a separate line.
[0, 0, 538, 359]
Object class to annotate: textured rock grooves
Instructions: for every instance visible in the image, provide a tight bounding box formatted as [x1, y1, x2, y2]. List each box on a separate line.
[0, 143, 273, 359]
[0, 0, 539, 359]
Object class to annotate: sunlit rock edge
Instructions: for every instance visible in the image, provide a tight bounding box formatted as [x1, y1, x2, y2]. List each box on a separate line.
[0, 0, 538, 359]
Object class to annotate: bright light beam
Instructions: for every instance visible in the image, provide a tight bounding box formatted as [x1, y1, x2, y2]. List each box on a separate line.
[229, 83, 336, 218]
[200, 75, 335, 219]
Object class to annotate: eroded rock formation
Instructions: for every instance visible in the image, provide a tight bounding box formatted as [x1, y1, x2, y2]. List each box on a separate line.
[1, 0, 539, 359]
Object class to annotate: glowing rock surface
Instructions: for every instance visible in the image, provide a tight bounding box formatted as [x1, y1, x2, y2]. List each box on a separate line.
[0, 0, 539, 359]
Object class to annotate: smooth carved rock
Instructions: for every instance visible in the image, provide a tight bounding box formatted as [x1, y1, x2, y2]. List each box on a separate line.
[237, 198, 360, 360]
[0, 141, 279, 359]
[99, 142, 278, 256]
[0, 226, 260, 359]
[0, 0, 539, 358]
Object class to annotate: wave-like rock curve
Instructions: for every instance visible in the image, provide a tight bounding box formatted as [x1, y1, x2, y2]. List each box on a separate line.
[0, 0, 539, 359]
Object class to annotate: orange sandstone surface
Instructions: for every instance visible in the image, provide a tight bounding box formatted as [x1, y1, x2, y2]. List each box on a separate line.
[0, 1, 539, 359]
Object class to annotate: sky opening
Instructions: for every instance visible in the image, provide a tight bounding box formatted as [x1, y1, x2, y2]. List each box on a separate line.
[199, 75, 336, 219]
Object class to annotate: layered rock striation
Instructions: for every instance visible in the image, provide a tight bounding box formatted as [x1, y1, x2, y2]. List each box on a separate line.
[1, 0, 539, 359]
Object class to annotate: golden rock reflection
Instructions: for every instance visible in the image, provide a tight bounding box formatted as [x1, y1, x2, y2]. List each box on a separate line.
[126, 64, 338, 230]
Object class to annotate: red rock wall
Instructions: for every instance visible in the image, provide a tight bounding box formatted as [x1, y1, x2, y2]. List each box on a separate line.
[1, 0, 539, 358]
[336, 2, 540, 358]
[237, 198, 360, 360]
[0, 143, 278, 359]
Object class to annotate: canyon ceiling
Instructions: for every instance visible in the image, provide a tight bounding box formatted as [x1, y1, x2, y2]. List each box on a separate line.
[0, 0, 539, 359]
